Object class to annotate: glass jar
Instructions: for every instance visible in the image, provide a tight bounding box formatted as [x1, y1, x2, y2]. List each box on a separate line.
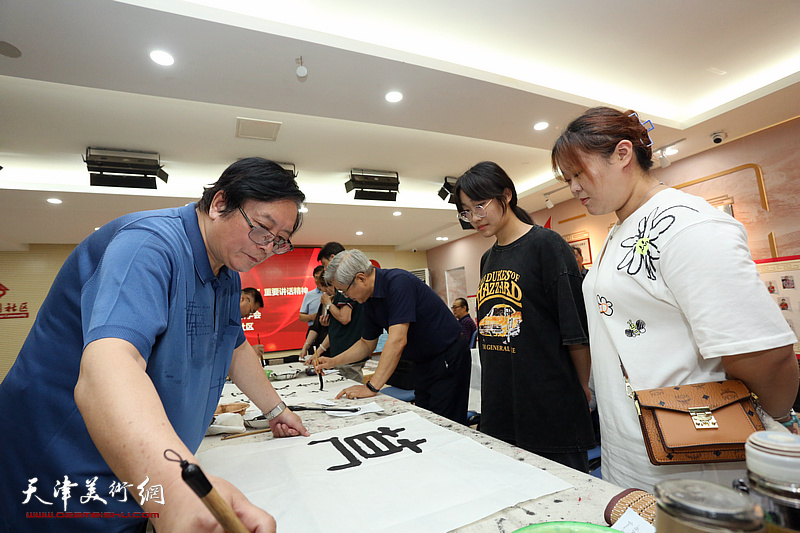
[655, 479, 765, 532]
[744, 431, 800, 532]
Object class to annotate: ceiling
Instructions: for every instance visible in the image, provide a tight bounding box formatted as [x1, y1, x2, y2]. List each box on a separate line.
[1, 0, 799, 252]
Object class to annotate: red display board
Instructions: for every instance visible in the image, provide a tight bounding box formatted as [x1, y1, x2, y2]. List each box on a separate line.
[239, 247, 321, 353]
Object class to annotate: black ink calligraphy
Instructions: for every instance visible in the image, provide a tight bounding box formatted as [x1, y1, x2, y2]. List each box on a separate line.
[308, 426, 426, 471]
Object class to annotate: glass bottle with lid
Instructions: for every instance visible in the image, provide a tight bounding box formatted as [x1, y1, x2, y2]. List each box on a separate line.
[744, 431, 800, 532]
[655, 479, 765, 533]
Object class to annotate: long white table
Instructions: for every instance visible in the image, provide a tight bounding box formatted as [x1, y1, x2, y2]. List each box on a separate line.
[199, 363, 625, 532]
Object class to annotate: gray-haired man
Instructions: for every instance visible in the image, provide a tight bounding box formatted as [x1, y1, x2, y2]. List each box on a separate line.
[316, 249, 470, 424]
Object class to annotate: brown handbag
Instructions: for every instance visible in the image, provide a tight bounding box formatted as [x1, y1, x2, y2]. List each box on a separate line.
[621, 361, 764, 465]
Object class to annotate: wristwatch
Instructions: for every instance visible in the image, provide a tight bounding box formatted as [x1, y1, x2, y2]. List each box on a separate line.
[365, 381, 380, 393]
[263, 401, 287, 421]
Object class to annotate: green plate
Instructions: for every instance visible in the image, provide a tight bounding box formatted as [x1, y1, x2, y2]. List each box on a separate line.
[513, 522, 608, 532]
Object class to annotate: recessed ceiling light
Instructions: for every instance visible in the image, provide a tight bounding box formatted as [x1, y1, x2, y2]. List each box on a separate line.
[436, 236, 449, 241]
[356, 231, 363, 236]
[47, 198, 62, 204]
[298, 206, 308, 213]
[665, 147, 679, 156]
[150, 50, 174, 66]
[393, 211, 402, 216]
[0, 41, 22, 59]
[94, 227, 100, 231]
[533, 122, 549, 131]
[385, 91, 403, 103]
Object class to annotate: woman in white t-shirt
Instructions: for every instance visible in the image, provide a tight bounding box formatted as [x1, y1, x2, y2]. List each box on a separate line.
[550, 106, 798, 491]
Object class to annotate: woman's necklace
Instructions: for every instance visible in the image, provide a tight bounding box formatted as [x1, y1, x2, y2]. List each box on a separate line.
[631, 180, 665, 214]
[608, 181, 666, 250]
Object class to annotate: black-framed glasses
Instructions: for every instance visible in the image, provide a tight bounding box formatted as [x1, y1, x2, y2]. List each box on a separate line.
[457, 198, 493, 223]
[340, 273, 361, 298]
[238, 206, 294, 255]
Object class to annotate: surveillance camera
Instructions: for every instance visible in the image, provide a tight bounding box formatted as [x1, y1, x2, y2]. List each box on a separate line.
[710, 131, 727, 144]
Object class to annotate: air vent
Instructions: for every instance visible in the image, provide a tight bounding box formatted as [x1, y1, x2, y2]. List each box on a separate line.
[409, 268, 430, 286]
[235, 118, 282, 141]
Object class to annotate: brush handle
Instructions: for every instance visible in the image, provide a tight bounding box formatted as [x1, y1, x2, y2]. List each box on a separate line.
[202, 487, 250, 533]
[181, 462, 250, 533]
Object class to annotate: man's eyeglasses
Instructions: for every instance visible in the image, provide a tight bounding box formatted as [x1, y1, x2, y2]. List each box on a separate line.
[238, 206, 293, 255]
[457, 198, 493, 223]
[340, 273, 361, 298]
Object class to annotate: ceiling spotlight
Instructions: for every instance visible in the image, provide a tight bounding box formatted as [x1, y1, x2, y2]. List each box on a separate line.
[435, 236, 449, 241]
[356, 231, 364, 236]
[385, 91, 403, 103]
[393, 211, 402, 216]
[296, 56, 308, 78]
[533, 122, 549, 131]
[275, 162, 297, 178]
[149, 50, 174, 66]
[544, 195, 554, 209]
[298, 205, 308, 213]
[0, 41, 22, 59]
[345, 169, 399, 201]
[653, 138, 685, 166]
[437, 176, 458, 204]
[84, 147, 168, 189]
[47, 198, 62, 205]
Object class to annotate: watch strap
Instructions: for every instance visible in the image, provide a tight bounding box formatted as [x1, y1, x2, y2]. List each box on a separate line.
[263, 401, 287, 421]
[365, 381, 380, 393]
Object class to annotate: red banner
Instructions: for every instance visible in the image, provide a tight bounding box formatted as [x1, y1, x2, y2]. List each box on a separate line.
[239, 247, 321, 353]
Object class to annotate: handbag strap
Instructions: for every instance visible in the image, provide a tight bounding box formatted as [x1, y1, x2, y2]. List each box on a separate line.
[617, 355, 638, 402]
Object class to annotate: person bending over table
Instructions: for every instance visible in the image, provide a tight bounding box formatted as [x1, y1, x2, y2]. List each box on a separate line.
[316, 249, 471, 424]
[0, 157, 310, 533]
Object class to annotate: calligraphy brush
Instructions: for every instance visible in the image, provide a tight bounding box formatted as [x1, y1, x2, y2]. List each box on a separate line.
[164, 449, 249, 533]
[221, 428, 272, 440]
[288, 406, 360, 412]
[314, 349, 324, 391]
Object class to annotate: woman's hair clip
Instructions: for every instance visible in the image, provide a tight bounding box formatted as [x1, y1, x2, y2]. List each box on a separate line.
[628, 112, 654, 147]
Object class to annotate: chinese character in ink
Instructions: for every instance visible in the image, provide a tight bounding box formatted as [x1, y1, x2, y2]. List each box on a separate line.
[80, 476, 107, 505]
[54, 475, 78, 511]
[309, 426, 426, 471]
[21, 478, 53, 506]
[137, 476, 165, 505]
[109, 480, 133, 502]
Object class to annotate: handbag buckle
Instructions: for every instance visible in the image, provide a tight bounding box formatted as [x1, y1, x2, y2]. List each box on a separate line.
[689, 407, 718, 429]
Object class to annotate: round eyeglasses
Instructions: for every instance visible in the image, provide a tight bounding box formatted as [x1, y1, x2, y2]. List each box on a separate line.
[457, 198, 493, 223]
[238, 206, 294, 255]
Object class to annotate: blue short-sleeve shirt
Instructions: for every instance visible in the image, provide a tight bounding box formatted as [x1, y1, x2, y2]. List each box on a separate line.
[0, 204, 245, 532]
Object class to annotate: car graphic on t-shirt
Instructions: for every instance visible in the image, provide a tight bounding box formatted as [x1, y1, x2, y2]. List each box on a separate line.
[479, 304, 522, 341]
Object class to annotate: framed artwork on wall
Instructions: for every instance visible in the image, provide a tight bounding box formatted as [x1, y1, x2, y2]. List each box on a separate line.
[568, 236, 592, 266]
[755, 254, 800, 354]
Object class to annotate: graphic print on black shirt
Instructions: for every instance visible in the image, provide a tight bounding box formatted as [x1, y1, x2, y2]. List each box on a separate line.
[477, 269, 522, 347]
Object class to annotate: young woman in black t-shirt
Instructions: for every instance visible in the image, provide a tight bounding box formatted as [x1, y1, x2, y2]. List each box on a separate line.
[454, 161, 595, 472]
